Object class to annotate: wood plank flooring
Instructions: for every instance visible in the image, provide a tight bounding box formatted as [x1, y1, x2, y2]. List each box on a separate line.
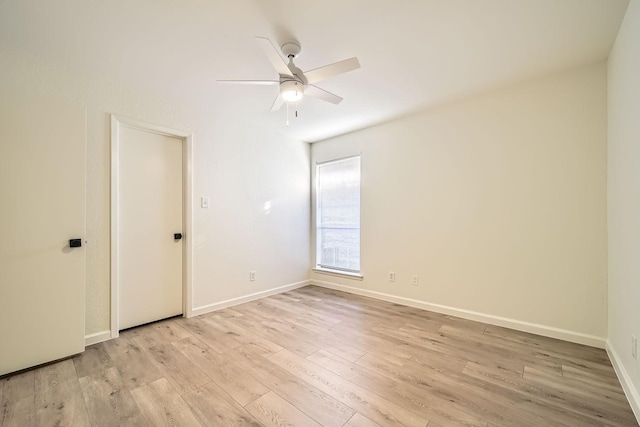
[0, 285, 637, 426]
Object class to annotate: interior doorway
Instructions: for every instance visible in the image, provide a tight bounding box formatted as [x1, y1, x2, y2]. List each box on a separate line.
[111, 115, 193, 335]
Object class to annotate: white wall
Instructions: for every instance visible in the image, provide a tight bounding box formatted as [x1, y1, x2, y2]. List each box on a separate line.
[311, 62, 608, 345]
[607, 0, 640, 417]
[0, 45, 310, 337]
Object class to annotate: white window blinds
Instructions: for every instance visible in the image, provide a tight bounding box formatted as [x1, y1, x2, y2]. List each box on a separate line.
[316, 156, 361, 273]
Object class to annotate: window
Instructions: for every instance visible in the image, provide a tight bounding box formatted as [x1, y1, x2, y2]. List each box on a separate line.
[315, 155, 361, 273]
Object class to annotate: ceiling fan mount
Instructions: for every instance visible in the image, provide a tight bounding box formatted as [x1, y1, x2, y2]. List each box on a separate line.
[217, 36, 361, 114]
[280, 41, 301, 59]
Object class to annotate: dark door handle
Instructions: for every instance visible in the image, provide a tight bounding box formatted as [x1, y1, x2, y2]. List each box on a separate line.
[174, 233, 183, 240]
[69, 238, 82, 248]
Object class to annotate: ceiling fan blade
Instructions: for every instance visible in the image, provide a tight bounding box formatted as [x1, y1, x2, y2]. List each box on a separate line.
[305, 85, 343, 104]
[304, 57, 360, 84]
[256, 37, 293, 77]
[270, 95, 284, 112]
[217, 80, 278, 85]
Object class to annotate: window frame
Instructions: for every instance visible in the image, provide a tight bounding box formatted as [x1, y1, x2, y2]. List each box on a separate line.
[313, 154, 362, 279]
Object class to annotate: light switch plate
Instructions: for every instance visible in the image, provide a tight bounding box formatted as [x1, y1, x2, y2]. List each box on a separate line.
[201, 197, 209, 208]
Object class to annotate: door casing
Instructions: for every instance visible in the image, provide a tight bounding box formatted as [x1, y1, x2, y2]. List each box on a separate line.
[110, 115, 193, 337]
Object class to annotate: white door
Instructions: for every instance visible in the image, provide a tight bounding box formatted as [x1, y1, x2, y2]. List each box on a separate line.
[0, 94, 86, 376]
[116, 123, 183, 330]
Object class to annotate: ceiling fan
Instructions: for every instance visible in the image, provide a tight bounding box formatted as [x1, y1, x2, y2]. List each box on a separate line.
[218, 37, 360, 112]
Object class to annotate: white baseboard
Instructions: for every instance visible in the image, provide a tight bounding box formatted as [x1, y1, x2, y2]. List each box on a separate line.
[85, 281, 310, 345]
[84, 330, 112, 346]
[190, 280, 310, 317]
[310, 280, 606, 349]
[607, 340, 640, 424]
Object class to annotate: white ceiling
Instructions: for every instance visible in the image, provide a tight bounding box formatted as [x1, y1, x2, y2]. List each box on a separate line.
[0, 0, 629, 142]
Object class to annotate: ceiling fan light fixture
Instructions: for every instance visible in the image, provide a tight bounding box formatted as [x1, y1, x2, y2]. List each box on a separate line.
[281, 80, 304, 102]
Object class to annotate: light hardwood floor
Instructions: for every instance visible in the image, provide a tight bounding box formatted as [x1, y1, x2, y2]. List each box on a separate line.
[0, 285, 637, 426]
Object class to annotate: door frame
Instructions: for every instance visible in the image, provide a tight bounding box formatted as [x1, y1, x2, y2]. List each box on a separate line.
[110, 114, 193, 338]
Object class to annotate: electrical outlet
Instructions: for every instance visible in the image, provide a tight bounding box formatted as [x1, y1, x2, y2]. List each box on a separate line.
[632, 335, 637, 359]
[249, 271, 256, 282]
[411, 275, 419, 286]
[388, 271, 395, 282]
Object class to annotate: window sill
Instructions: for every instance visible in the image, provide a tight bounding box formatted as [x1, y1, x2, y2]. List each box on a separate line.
[312, 267, 364, 281]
